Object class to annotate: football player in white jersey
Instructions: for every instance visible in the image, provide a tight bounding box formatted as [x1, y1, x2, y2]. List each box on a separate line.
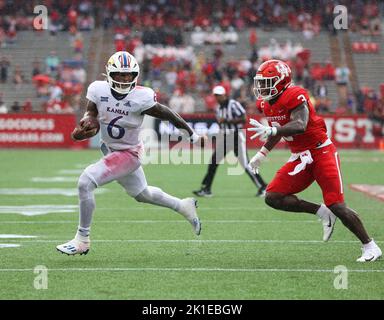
[57, 51, 202, 255]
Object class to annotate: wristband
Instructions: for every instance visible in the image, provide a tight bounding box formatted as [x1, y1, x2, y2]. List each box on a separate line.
[259, 146, 270, 157]
[271, 126, 278, 136]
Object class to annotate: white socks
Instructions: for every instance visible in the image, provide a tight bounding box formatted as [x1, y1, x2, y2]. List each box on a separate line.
[75, 230, 90, 242]
[77, 173, 97, 240]
[363, 239, 378, 250]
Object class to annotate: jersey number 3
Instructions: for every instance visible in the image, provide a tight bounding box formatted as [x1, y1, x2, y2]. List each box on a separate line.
[107, 116, 125, 139]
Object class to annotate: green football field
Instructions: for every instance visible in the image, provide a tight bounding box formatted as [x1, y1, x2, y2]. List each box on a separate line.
[0, 149, 383, 300]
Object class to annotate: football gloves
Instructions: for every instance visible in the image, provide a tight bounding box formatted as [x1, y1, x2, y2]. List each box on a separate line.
[248, 147, 269, 174]
[248, 118, 277, 140]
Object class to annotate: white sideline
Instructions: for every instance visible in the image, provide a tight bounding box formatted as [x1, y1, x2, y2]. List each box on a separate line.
[0, 267, 383, 273]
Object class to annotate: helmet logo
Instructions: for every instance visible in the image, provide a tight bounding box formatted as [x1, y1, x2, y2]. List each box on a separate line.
[275, 63, 290, 79]
[118, 53, 131, 68]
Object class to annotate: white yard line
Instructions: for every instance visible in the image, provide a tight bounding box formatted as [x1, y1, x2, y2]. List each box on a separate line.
[0, 234, 37, 238]
[0, 267, 382, 273]
[0, 219, 319, 224]
[0, 205, 78, 216]
[4, 239, 376, 244]
[31, 177, 78, 183]
[0, 244, 21, 248]
[0, 189, 107, 196]
[58, 169, 83, 175]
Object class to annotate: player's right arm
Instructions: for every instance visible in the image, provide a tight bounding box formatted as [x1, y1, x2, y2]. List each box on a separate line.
[71, 100, 99, 141]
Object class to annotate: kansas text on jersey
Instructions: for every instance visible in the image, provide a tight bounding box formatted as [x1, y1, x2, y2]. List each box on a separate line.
[86, 81, 157, 150]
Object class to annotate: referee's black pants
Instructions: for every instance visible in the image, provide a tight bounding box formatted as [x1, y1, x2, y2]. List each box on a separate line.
[201, 130, 267, 191]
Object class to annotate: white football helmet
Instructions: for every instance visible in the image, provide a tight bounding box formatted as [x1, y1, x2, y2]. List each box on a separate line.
[105, 51, 140, 94]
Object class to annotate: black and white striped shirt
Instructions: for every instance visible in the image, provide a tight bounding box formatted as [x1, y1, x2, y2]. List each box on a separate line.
[216, 99, 246, 131]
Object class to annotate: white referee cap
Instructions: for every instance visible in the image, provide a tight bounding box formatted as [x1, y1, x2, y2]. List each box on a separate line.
[212, 85, 226, 95]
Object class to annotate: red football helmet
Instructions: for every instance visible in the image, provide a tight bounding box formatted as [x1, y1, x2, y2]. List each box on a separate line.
[253, 59, 292, 101]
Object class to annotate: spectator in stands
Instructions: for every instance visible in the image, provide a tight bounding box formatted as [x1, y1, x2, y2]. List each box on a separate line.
[249, 29, 258, 48]
[303, 66, 315, 92]
[72, 32, 84, 53]
[323, 61, 335, 80]
[49, 81, 63, 103]
[364, 89, 379, 116]
[335, 64, 351, 106]
[22, 99, 32, 113]
[0, 56, 10, 83]
[347, 93, 357, 114]
[370, 17, 381, 36]
[355, 89, 365, 114]
[0, 93, 8, 113]
[165, 65, 178, 95]
[13, 64, 26, 88]
[169, 89, 195, 114]
[79, 14, 95, 31]
[72, 66, 87, 84]
[31, 59, 42, 77]
[67, 6, 78, 29]
[0, 27, 5, 48]
[10, 101, 21, 113]
[315, 81, 328, 99]
[45, 51, 60, 75]
[6, 16, 17, 44]
[230, 72, 245, 98]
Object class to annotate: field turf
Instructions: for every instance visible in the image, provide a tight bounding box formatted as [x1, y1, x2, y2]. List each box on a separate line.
[0, 149, 383, 299]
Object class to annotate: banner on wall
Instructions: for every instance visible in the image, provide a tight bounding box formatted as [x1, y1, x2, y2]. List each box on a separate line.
[0, 114, 88, 148]
[154, 114, 382, 149]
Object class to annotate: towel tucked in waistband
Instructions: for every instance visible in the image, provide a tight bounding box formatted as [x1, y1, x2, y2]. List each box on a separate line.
[287, 150, 313, 176]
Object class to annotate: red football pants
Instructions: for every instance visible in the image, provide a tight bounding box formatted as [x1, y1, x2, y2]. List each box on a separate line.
[266, 144, 344, 206]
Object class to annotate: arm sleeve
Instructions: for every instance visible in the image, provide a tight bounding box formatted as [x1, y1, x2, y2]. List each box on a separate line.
[285, 87, 309, 111]
[85, 82, 98, 104]
[139, 87, 158, 112]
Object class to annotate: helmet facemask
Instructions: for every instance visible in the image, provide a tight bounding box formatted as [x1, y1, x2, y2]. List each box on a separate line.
[253, 75, 281, 101]
[106, 69, 138, 95]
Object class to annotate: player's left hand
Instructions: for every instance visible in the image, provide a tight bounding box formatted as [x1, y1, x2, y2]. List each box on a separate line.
[248, 118, 277, 140]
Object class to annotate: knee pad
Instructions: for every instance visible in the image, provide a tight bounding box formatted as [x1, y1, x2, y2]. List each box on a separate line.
[78, 172, 97, 201]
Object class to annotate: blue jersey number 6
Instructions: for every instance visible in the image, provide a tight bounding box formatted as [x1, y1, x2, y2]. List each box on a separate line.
[107, 116, 125, 139]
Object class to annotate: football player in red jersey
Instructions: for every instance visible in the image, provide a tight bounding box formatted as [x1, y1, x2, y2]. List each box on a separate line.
[248, 59, 381, 262]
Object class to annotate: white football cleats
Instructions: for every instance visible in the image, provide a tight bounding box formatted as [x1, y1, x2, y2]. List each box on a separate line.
[356, 241, 382, 262]
[320, 209, 337, 242]
[56, 238, 90, 256]
[178, 198, 201, 236]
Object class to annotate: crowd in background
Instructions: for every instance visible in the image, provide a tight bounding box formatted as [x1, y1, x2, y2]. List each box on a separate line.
[0, 0, 383, 130]
[0, 0, 382, 45]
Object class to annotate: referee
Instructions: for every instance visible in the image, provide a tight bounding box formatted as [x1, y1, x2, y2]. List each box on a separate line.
[193, 85, 267, 197]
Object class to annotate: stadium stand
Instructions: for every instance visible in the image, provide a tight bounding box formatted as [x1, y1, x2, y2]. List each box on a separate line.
[0, 0, 382, 121]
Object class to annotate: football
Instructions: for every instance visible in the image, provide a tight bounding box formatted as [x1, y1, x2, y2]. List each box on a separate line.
[80, 116, 100, 134]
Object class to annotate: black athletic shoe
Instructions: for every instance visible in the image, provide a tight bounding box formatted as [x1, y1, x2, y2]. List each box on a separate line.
[193, 188, 213, 197]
